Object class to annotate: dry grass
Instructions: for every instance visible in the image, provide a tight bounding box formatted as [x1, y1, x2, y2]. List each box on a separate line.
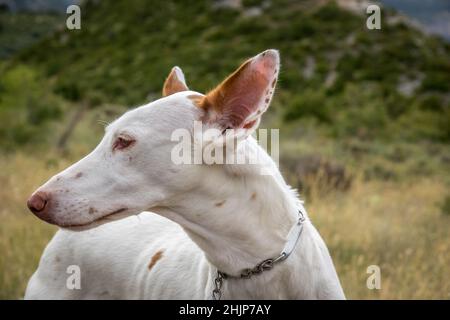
[309, 176, 450, 299]
[0, 152, 62, 299]
[0, 152, 449, 299]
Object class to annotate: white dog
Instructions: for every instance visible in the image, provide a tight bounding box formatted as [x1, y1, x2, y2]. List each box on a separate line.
[25, 50, 345, 299]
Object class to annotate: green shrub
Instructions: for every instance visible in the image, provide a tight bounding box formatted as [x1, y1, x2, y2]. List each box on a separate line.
[284, 89, 331, 123]
[0, 65, 62, 150]
[421, 72, 450, 92]
[8, 0, 449, 146]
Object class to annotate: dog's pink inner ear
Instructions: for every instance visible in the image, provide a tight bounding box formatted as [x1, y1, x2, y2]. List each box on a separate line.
[199, 50, 279, 130]
[162, 66, 189, 97]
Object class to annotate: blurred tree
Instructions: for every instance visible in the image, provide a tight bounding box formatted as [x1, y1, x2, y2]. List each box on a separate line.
[0, 65, 62, 150]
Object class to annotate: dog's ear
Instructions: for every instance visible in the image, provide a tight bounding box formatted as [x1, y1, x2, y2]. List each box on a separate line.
[198, 49, 279, 135]
[162, 66, 189, 97]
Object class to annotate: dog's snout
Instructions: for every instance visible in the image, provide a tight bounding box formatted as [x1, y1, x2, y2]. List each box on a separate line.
[27, 191, 49, 216]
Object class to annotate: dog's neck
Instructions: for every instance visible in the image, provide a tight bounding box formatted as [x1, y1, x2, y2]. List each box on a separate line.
[152, 139, 349, 300]
[156, 138, 302, 276]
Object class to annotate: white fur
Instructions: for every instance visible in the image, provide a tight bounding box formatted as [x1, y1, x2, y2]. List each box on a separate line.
[25, 51, 345, 299]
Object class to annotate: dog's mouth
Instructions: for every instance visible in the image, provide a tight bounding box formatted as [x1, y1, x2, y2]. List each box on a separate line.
[62, 208, 130, 232]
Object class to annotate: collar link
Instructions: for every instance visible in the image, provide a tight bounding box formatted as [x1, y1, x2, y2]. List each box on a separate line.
[211, 207, 307, 300]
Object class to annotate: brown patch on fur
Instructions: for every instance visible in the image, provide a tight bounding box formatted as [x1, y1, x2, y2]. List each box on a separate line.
[243, 120, 257, 129]
[55, 256, 61, 262]
[197, 59, 252, 113]
[162, 68, 188, 97]
[271, 79, 277, 88]
[265, 98, 270, 103]
[75, 172, 83, 179]
[148, 250, 164, 270]
[215, 200, 226, 207]
[251, 192, 257, 200]
[195, 55, 276, 130]
[88, 207, 97, 214]
[187, 94, 205, 107]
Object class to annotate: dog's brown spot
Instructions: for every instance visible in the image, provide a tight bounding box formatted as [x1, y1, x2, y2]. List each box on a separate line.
[75, 172, 83, 179]
[88, 207, 97, 215]
[244, 120, 257, 129]
[56, 176, 61, 181]
[251, 192, 257, 200]
[190, 54, 278, 131]
[265, 98, 270, 103]
[55, 256, 61, 262]
[187, 94, 205, 107]
[196, 59, 252, 113]
[162, 68, 189, 97]
[215, 200, 226, 207]
[148, 250, 164, 271]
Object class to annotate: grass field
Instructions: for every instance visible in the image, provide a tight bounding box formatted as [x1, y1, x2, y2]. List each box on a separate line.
[1, 148, 449, 299]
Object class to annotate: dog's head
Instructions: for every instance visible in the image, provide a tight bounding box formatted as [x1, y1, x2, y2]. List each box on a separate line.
[27, 50, 280, 228]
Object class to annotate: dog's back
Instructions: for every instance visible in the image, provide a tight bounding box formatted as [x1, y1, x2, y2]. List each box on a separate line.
[25, 212, 209, 299]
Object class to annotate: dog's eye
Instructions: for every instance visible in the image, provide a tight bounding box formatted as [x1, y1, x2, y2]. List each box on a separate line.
[113, 136, 135, 151]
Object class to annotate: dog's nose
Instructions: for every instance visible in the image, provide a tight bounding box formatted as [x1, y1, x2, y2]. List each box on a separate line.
[27, 192, 49, 215]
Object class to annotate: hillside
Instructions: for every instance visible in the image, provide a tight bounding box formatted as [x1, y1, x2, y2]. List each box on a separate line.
[0, 11, 61, 59]
[9, 0, 449, 143]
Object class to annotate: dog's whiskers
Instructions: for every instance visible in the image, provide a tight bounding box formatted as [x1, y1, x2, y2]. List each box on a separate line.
[97, 119, 110, 127]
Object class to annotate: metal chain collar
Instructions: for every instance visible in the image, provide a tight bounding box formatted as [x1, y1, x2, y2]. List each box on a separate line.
[211, 209, 306, 300]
